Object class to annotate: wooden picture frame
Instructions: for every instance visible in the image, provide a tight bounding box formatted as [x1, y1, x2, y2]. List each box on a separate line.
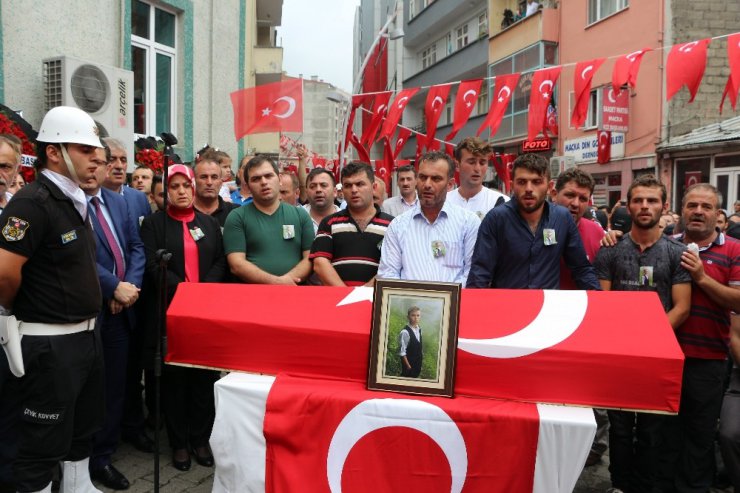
[367, 279, 461, 397]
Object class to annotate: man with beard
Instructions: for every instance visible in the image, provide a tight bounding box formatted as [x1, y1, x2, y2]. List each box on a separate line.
[193, 158, 238, 228]
[223, 156, 313, 284]
[594, 174, 691, 493]
[303, 168, 338, 234]
[666, 183, 740, 492]
[466, 153, 599, 289]
[382, 164, 418, 217]
[378, 152, 480, 284]
[310, 162, 393, 286]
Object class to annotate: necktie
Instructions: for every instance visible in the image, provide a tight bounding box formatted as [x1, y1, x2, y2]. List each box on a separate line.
[91, 196, 125, 281]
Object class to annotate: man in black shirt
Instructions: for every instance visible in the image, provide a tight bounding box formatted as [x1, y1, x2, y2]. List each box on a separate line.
[0, 106, 106, 493]
[194, 158, 239, 228]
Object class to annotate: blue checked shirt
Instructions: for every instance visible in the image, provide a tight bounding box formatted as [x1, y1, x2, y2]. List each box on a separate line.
[378, 201, 481, 284]
[466, 198, 600, 289]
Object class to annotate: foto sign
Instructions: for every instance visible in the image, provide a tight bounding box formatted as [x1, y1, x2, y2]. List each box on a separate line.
[601, 87, 629, 133]
[522, 138, 552, 153]
[564, 132, 625, 164]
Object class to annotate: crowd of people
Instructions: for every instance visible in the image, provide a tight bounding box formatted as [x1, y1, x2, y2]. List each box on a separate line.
[0, 105, 739, 493]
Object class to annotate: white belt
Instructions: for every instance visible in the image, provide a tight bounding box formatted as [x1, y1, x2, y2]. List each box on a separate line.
[19, 318, 96, 336]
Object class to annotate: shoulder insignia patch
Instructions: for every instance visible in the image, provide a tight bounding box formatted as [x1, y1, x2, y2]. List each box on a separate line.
[2, 216, 29, 242]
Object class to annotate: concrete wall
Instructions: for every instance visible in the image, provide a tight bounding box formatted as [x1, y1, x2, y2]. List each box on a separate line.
[665, 0, 740, 139]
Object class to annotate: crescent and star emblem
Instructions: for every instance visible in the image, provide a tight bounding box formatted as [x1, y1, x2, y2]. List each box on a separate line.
[375, 104, 387, 115]
[326, 399, 467, 493]
[432, 96, 445, 111]
[608, 88, 618, 104]
[462, 89, 477, 108]
[262, 96, 296, 118]
[497, 86, 511, 103]
[625, 50, 644, 62]
[396, 96, 409, 109]
[599, 131, 610, 149]
[581, 65, 593, 80]
[678, 41, 699, 53]
[538, 80, 554, 99]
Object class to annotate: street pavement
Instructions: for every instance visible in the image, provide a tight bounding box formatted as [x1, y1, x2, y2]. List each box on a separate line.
[98, 439, 735, 492]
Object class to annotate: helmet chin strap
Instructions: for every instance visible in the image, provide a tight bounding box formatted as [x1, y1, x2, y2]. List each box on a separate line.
[60, 144, 82, 184]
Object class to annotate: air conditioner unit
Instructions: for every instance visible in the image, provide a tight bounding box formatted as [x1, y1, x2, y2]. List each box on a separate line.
[43, 56, 135, 172]
[549, 156, 576, 179]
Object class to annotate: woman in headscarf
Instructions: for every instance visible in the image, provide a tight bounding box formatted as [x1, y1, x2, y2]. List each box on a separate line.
[140, 164, 226, 471]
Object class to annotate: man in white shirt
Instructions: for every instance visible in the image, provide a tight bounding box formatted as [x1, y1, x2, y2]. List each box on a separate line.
[378, 151, 480, 284]
[446, 136, 508, 219]
[382, 164, 418, 217]
[0, 135, 21, 213]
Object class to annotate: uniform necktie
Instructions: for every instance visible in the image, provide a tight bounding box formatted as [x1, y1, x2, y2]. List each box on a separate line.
[91, 196, 125, 281]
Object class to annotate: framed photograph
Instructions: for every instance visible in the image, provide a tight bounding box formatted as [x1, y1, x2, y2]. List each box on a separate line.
[367, 279, 461, 397]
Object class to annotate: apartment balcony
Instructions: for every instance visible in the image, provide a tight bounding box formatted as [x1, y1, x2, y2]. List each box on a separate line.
[254, 46, 283, 86]
[404, 36, 488, 90]
[489, 6, 559, 62]
[404, 0, 487, 49]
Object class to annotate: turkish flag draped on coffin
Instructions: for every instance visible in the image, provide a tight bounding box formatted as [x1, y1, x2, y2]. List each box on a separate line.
[230, 78, 303, 139]
[477, 73, 520, 137]
[666, 38, 711, 102]
[445, 79, 482, 144]
[571, 59, 605, 128]
[611, 48, 651, 93]
[527, 67, 561, 140]
[721, 33, 740, 113]
[263, 375, 539, 493]
[166, 285, 684, 412]
[424, 84, 452, 150]
[377, 88, 419, 142]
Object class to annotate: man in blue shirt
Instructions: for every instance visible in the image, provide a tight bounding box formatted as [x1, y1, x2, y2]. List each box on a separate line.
[466, 153, 599, 290]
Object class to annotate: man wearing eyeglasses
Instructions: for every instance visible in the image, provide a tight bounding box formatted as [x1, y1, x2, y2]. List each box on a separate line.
[0, 135, 21, 214]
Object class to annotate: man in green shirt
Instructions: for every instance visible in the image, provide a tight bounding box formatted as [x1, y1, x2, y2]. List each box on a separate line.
[223, 156, 314, 284]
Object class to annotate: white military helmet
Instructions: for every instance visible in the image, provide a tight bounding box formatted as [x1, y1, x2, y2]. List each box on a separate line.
[38, 106, 103, 148]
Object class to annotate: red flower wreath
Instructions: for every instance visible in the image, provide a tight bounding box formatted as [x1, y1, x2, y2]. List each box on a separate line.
[135, 148, 164, 174]
[0, 112, 36, 156]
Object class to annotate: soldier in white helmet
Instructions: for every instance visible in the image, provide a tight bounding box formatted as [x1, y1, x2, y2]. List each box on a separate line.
[0, 106, 106, 493]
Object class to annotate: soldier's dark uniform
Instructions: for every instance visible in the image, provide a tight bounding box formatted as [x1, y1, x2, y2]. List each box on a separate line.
[0, 172, 104, 492]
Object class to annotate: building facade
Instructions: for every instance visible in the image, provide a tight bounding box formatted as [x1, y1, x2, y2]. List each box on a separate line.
[1, 0, 283, 167]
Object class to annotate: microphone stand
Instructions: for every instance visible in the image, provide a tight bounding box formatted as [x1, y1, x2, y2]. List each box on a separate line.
[153, 132, 177, 493]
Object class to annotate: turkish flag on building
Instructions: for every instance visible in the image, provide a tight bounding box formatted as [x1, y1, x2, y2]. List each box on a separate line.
[393, 127, 411, 159]
[377, 137, 394, 190]
[527, 67, 561, 140]
[611, 48, 651, 93]
[597, 130, 611, 164]
[445, 79, 483, 144]
[349, 133, 372, 164]
[720, 33, 740, 113]
[360, 92, 392, 147]
[492, 154, 513, 193]
[424, 84, 452, 149]
[477, 73, 520, 137]
[666, 38, 711, 102]
[264, 375, 540, 493]
[231, 78, 303, 139]
[340, 94, 371, 155]
[571, 58, 605, 128]
[415, 132, 426, 163]
[378, 88, 420, 142]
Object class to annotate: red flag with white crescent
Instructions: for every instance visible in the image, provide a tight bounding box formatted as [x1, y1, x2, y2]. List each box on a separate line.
[377, 88, 420, 142]
[527, 67, 561, 140]
[415, 131, 426, 164]
[230, 78, 303, 139]
[666, 38, 711, 102]
[477, 73, 520, 137]
[349, 133, 372, 164]
[597, 130, 611, 164]
[571, 58, 605, 128]
[611, 47, 651, 93]
[720, 33, 740, 113]
[447, 79, 483, 141]
[360, 92, 392, 147]
[424, 84, 452, 150]
[393, 127, 411, 159]
[264, 375, 539, 493]
[378, 137, 394, 190]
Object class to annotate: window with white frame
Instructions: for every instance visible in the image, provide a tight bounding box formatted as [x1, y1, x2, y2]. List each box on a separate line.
[476, 80, 489, 116]
[455, 23, 469, 50]
[478, 12, 488, 38]
[131, 0, 177, 136]
[588, 0, 628, 24]
[584, 89, 600, 129]
[421, 44, 437, 70]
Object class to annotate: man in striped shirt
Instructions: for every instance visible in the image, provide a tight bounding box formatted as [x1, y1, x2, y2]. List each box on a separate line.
[310, 162, 393, 286]
[378, 152, 481, 284]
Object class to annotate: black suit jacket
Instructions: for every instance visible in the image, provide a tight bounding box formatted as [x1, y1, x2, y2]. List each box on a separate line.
[140, 210, 227, 305]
